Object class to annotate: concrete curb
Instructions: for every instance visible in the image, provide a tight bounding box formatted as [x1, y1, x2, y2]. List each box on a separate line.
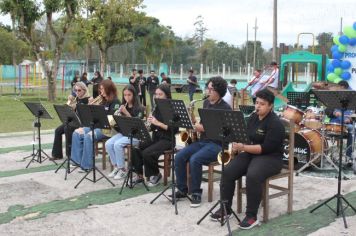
[0, 129, 54, 138]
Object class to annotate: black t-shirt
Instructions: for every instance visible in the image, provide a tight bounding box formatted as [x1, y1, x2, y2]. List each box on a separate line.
[91, 76, 103, 98]
[103, 97, 121, 115]
[129, 75, 140, 94]
[188, 75, 197, 90]
[138, 76, 147, 93]
[151, 106, 178, 142]
[199, 99, 232, 143]
[247, 111, 285, 157]
[147, 76, 160, 93]
[162, 77, 171, 85]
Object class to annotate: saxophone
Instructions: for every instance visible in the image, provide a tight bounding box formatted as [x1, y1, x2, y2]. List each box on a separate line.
[180, 95, 209, 144]
[89, 95, 104, 105]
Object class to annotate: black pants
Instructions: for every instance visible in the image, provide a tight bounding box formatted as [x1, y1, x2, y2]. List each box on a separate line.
[52, 124, 76, 159]
[139, 91, 146, 107]
[132, 139, 172, 178]
[148, 91, 155, 110]
[222, 152, 283, 217]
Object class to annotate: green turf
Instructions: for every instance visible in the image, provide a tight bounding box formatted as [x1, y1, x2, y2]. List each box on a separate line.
[0, 184, 164, 224]
[0, 143, 53, 155]
[233, 191, 356, 236]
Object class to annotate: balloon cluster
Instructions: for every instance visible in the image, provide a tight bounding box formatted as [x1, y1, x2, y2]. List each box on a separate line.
[327, 22, 356, 83]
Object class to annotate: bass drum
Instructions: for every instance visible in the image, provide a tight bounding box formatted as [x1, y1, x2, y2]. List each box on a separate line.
[283, 129, 328, 169]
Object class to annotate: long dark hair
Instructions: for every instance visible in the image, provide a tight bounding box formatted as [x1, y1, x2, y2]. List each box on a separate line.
[121, 84, 141, 109]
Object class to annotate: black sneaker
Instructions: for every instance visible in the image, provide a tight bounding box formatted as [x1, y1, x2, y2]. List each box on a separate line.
[210, 208, 232, 222]
[239, 216, 260, 230]
[190, 194, 201, 208]
[168, 191, 187, 200]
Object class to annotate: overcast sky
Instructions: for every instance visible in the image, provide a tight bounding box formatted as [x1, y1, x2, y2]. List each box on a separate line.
[1, 0, 355, 49]
[142, 0, 356, 49]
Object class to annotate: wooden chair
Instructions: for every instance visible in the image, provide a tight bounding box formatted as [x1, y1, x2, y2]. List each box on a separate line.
[236, 119, 295, 222]
[95, 137, 111, 170]
[158, 150, 174, 186]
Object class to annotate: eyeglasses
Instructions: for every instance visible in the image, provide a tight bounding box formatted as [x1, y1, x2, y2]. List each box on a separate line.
[75, 89, 82, 92]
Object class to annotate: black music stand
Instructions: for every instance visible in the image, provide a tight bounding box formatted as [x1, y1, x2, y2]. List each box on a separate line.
[53, 104, 80, 180]
[310, 90, 356, 228]
[74, 104, 115, 188]
[197, 109, 247, 235]
[150, 98, 193, 215]
[23, 102, 56, 168]
[239, 105, 255, 116]
[114, 116, 151, 194]
[287, 91, 310, 109]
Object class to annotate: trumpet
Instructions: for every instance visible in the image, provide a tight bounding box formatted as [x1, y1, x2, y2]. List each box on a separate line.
[217, 150, 232, 165]
[89, 95, 103, 105]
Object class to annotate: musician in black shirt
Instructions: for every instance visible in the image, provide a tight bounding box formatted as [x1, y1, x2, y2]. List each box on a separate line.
[174, 76, 231, 207]
[90, 71, 104, 98]
[138, 69, 147, 106]
[160, 72, 171, 85]
[128, 69, 140, 94]
[210, 89, 285, 230]
[146, 70, 160, 110]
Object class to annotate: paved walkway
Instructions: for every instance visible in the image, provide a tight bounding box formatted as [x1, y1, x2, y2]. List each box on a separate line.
[0, 131, 356, 236]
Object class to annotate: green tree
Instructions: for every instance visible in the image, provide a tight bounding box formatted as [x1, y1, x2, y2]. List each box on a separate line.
[316, 32, 333, 56]
[78, 0, 143, 75]
[0, 27, 30, 64]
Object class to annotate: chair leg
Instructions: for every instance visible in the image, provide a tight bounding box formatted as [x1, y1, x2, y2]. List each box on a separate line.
[163, 153, 170, 186]
[208, 165, 214, 202]
[263, 181, 269, 222]
[95, 142, 99, 157]
[287, 175, 293, 214]
[186, 163, 191, 194]
[102, 142, 107, 170]
[237, 179, 242, 213]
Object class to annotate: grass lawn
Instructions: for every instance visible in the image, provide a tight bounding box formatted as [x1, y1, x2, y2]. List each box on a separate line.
[0, 84, 204, 133]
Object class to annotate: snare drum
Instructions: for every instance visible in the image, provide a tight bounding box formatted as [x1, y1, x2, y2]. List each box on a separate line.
[282, 105, 305, 125]
[301, 119, 322, 129]
[324, 123, 347, 135]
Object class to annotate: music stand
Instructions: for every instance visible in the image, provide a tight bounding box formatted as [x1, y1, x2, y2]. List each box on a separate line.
[23, 102, 56, 168]
[238, 105, 255, 116]
[114, 116, 151, 194]
[310, 90, 356, 228]
[150, 98, 193, 215]
[287, 91, 310, 109]
[53, 104, 81, 180]
[197, 109, 247, 235]
[74, 104, 115, 188]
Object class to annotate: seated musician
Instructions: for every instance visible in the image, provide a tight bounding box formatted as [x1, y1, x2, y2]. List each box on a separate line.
[174, 76, 231, 207]
[210, 89, 285, 230]
[71, 80, 120, 172]
[132, 84, 178, 186]
[51, 82, 89, 161]
[105, 85, 144, 180]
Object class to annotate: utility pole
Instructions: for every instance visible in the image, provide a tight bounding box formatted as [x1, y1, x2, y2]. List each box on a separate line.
[253, 18, 258, 70]
[339, 17, 343, 36]
[245, 23, 249, 71]
[272, 0, 277, 62]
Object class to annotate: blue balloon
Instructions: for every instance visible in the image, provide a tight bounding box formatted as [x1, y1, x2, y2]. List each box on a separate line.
[341, 71, 351, 80]
[331, 59, 341, 68]
[339, 35, 350, 45]
[349, 38, 356, 46]
[331, 45, 339, 52]
[340, 60, 351, 69]
[327, 63, 335, 72]
[353, 22, 356, 30]
[332, 51, 344, 59]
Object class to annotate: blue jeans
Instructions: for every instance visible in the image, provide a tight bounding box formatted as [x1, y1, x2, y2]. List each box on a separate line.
[71, 127, 107, 169]
[346, 124, 355, 159]
[175, 140, 221, 195]
[105, 133, 139, 168]
[188, 88, 196, 102]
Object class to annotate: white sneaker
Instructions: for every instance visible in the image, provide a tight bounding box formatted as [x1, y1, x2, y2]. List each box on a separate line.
[108, 167, 119, 178]
[114, 169, 127, 180]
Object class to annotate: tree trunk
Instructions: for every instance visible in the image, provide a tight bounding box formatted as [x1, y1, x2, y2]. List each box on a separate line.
[99, 48, 107, 77]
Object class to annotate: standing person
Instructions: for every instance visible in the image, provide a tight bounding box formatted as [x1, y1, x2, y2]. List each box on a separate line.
[51, 82, 90, 161]
[71, 80, 120, 171]
[210, 89, 285, 230]
[90, 71, 104, 98]
[243, 69, 262, 104]
[132, 84, 178, 186]
[187, 69, 198, 102]
[146, 70, 160, 110]
[80, 72, 91, 87]
[257, 62, 279, 93]
[223, 79, 238, 109]
[174, 76, 231, 207]
[71, 72, 81, 88]
[105, 85, 144, 180]
[160, 72, 171, 85]
[129, 68, 140, 94]
[138, 69, 147, 106]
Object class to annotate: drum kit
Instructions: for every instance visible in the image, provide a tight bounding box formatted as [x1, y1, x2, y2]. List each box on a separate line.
[279, 104, 356, 175]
